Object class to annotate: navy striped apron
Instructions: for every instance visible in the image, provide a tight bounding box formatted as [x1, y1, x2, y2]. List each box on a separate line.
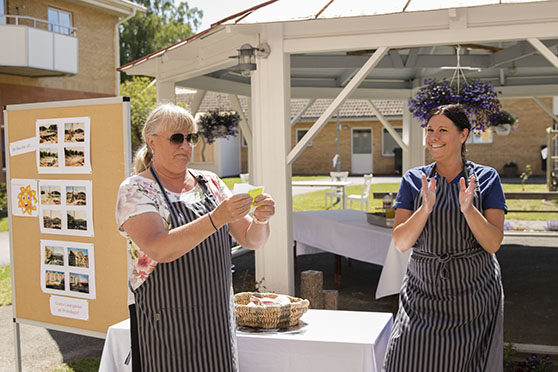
[132, 167, 238, 372]
[383, 162, 504, 372]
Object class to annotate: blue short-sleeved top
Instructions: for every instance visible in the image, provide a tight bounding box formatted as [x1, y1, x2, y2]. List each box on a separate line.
[393, 161, 507, 213]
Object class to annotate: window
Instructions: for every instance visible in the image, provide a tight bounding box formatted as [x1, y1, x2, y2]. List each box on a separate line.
[296, 129, 312, 147]
[466, 129, 493, 145]
[382, 128, 403, 157]
[0, 0, 5, 24]
[48, 8, 72, 35]
[352, 128, 372, 154]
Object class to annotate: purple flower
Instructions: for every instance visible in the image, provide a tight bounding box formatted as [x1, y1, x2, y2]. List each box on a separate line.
[408, 79, 501, 131]
[197, 109, 240, 144]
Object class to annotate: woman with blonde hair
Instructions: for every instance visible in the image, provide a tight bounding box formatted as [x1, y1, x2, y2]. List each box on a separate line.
[116, 103, 275, 371]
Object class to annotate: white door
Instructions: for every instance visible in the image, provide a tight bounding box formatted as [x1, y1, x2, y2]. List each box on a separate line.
[351, 128, 373, 174]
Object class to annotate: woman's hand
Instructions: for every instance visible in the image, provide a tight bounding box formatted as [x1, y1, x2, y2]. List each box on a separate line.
[213, 193, 253, 225]
[459, 174, 476, 214]
[421, 173, 437, 214]
[252, 193, 275, 222]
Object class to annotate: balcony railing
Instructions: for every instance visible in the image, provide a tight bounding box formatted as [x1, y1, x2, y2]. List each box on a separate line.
[0, 14, 77, 36]
[0, 14, 78, 76]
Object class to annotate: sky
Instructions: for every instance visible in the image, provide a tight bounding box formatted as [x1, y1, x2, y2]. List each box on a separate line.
[182, 0, 263, 32]
[179, 0, 541, 34]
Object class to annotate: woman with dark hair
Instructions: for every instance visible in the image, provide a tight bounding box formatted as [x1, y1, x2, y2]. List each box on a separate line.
[383, 104, 506, 371]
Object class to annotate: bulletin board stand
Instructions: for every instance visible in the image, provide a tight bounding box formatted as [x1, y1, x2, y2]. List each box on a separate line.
[4, 97, 132, 371]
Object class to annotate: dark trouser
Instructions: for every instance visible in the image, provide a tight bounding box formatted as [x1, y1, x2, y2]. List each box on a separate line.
[129, 304, 142, 372]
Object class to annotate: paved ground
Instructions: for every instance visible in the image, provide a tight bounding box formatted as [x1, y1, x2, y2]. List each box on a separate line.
[1, 176, 557, 371]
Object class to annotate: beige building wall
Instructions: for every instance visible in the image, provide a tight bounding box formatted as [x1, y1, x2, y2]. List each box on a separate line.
[427, 97, 553, 176]
[241, 98, 551, 177]
[3, 0, 118, 95]
[241, 120, 403, 175]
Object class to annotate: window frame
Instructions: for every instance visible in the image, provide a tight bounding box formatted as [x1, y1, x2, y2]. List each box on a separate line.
[466, 128, 494, 145]
[295, 128, 312, 147]
[381, 127, 403, 157]
[48, 7, 73, 35]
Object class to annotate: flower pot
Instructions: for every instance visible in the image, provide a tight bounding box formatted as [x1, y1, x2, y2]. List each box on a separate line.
[493, 124, 512, 136]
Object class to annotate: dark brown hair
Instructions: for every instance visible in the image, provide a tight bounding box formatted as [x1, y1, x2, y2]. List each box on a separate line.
[427, 104, 471, 163]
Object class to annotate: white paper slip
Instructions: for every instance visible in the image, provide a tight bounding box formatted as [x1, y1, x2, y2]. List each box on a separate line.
[10, 137, 36, 156]
[49, 295, 89, 321]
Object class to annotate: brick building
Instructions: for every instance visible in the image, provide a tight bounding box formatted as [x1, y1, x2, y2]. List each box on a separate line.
[179, 90, 553, 177]
[0, 0, 143, 181]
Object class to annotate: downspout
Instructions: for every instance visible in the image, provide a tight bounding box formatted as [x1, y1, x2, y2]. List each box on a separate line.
[115, 7, 137, 95]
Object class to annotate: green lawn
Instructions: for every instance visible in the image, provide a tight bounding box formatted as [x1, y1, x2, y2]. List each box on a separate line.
[49, 358, 100, 372]
[0, 265, 11, 306]
[221, 176, 557, 220]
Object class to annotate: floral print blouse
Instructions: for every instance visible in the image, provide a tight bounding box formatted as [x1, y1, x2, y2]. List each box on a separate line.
[115, 169, 232, 304]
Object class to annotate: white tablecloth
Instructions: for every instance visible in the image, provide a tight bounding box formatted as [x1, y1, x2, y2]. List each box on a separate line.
[292, 210, 410, 299]
[99, 310, 393, 372]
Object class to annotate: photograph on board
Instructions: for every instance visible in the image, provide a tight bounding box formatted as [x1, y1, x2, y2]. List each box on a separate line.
[67, 210, 87, 231]
[64, 122, 85, 143]
[40, 185, 61, 205]
[66, 185, 86, 206]
[69, 273, 89, 294]
[68, 247, 89, 268]
[45, 270, 65, 291]
[39, 124, 58, 144]
[44, 245, 64, 266]
[43, 209, 62, 230]
[39, 148, 59, 168]
[64, 147, 85, 167]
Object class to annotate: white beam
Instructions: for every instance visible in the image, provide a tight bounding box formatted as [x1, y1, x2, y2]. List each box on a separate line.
[402, 99, 425, 172]
[532, 96, 558, 122]
[528, 37, 558, 70]
[287, 47, 390, 165]
[229, 94, 253, 183]
[189, 89, 206, 115]
[251, 24, 294, 295]
[291, 99, 315, 127]
[229, 94, 252, 144]
[179, 76, 251, 97]
[156, 80, 175, 104]
[366, 100, 408, 152]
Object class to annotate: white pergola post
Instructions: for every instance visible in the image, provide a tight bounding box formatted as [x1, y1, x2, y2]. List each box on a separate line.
[229, 94, 253, 179]
[156, 80, 176, 104]
[250, 24, 294, 295]
[402, 100, 425, 172]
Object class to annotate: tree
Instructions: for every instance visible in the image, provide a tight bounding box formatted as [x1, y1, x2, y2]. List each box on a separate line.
[120, 77, 157, 152]
[120, 76, 190, 153]
[120, 0, 203, 78]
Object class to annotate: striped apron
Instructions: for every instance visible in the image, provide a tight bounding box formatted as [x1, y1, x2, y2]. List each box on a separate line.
[132, 167, 238, 372]
[383, 162, 504, 372]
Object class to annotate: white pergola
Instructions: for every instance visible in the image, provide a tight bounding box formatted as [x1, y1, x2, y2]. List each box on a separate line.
[120, 0, 558, 294]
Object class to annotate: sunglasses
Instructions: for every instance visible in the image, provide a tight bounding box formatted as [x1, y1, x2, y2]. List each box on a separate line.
[156, 132, 200, 146]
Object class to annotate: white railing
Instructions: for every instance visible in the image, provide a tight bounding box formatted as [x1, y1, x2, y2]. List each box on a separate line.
[0, 14, 77, 36]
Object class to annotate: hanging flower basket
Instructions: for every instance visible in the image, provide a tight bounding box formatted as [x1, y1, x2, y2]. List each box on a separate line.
[488, 109, 518, 136]
[196, 109, 240, 161]
[408, 78, 502, 131]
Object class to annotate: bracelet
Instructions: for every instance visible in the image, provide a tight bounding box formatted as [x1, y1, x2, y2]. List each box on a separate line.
[207, 212, 218, 231]
[251, 213, 269, 225]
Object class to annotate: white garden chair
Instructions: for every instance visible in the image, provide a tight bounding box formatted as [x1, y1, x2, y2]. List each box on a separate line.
[347, 174, 373, 211]
[324, 171, 349, 209]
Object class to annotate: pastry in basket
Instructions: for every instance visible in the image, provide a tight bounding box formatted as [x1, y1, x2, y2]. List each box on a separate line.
[234, 292, 310, 329]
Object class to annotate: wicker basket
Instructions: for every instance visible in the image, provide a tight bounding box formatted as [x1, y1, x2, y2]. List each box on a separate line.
[234, 292, 310, 329]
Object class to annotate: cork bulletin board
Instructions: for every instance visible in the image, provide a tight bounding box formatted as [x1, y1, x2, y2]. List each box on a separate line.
[4, 97, 131, 337]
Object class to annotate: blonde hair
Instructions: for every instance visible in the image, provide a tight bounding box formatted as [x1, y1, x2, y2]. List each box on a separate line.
[133, 103, 196, 174]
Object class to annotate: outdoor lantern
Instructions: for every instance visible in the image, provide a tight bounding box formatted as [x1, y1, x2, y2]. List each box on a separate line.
[237, 44, 257, 77]
[235, 43, 271, 77]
